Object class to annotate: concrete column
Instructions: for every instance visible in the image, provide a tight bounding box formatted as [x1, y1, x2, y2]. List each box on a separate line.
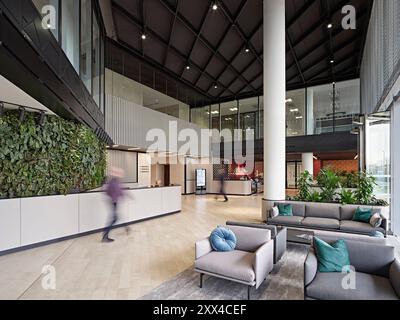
[302, 153, 314, 176]
[262, 0, 286, 221]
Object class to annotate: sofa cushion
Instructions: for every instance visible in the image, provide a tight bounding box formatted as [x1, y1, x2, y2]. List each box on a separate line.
[340, 220, 386, 235]
[277, 204, 293, 216]
[275, 202, 305, 217]
[353, 207, 373, 223]
[305, 203, 340, 220]
[302, 217, 340, 230]
[313, 237, 351, 273]
[341, 205, 383, 221]
[306, 272, 398, 300]
[195, 250, 255, 283]
[268, 216, 304, 226]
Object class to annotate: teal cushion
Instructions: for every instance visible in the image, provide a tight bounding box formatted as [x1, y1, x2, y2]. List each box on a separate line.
[314, 237, 351, 273]
[278, 204, 293, 216]
[353, 207, 373, 223]
[210, 227, 237, 252]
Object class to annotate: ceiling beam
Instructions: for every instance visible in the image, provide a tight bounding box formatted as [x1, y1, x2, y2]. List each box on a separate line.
[286, 32, 306, 85]
[193, 0, 248, 88]
[112, 1, 236, 96]
[180, 0, 212, 78]
[210, 20, 262, 94]
[163, 0, 180, 66]
[158, 0, 258, 93]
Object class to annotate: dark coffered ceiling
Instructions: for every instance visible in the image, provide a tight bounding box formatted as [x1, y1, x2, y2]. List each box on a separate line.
[110, 0, 373, 104]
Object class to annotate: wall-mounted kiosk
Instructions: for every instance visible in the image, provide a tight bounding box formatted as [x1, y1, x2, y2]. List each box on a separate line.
[195, 169, 207, 195]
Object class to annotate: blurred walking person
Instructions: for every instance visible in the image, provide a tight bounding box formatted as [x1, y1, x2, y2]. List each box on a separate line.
[103, 167, 124, 242]
[217, 164, 228, 202]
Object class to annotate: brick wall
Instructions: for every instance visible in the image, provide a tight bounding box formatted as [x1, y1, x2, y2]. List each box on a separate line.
[322, 160, 359, 173]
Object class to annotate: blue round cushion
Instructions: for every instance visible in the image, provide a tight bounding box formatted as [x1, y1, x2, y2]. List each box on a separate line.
[210, 227, 237, 252]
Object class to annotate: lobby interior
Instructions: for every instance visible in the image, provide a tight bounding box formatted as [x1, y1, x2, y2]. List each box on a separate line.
[0, 0, 400, 300]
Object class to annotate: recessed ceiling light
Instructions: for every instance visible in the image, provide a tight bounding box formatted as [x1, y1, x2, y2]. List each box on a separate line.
[245, 48, 250, 53]
[212, 3, 218, 10]
[230, 107, 238, 112]
[47, 23, 52, 28]
[332, 82, 336, 85]
[290, 108, 299, 112]
[330, 60, 335, 64]
[141, 34, 147, 40]
[327, 23, 333, 29]
[296, 116, 303, 120]
[285, 98, 293, 103]
[214, 84, 218, 89]
[186, 65, 190, 70]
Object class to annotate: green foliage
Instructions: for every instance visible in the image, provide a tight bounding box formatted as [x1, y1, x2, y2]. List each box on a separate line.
[295, 170, 313, 201]
[316, 168, 341, 202]
[0, 110, 106, 198]
[371, 197, 389, 207]
[308, 191, 322, 203]
[340, 189, 356, 205]
[354, 172, 377, 205]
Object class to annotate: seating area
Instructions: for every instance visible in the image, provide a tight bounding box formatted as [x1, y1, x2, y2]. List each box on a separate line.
[304, 238, 400, 300]
[266, 202, 388, 237]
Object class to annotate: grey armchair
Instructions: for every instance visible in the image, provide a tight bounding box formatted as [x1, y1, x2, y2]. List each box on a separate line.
[304, 238, 400, 300]
[194, 225, 274, 300]
[226, 221, 287, 264]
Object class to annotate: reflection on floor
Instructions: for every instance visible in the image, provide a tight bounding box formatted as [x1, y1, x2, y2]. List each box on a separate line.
[0, 195, 262, 300]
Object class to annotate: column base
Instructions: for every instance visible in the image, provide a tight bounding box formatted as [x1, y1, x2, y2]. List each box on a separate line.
[261, 198, 286, 222]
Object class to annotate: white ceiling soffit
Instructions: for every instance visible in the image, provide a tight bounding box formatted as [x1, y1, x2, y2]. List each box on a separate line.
[0, 75, 53, 113]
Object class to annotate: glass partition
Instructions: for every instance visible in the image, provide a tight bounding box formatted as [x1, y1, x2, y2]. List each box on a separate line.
[333, 79, 360, 132]
[220, 101, 239, 138]
[286, 89, 305, 136]
[366, 112, 391, 203]
[92, 14, 101, 107]
[191, 106, 210, 129]
[239, 97, 258, 140]
[80, 0, 92, 94]
[32, 0, 59, 41]
[211, 104, 220, 130]
[61, 0, 80, 72]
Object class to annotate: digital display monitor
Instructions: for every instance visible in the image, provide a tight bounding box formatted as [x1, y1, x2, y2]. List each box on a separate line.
[196, 169, 206, 188]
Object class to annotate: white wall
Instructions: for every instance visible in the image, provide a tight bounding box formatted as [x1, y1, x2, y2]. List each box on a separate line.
[105, 69, 143, 105]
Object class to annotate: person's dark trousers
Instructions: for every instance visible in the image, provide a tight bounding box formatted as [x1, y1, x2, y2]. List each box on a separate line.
[103, 202, 118, 240]
[219, 187, 228, 202]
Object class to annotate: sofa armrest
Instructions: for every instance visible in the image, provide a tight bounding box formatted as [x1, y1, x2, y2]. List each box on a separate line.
[390, 259, 400, 298]
[195, 237, 212, 260]
[274, 227, 287, 262]
[226, 221, 277, 237]
[380, 216, 388, 233]
[304, 249, 318, 287]
[254, 240, 274, 289]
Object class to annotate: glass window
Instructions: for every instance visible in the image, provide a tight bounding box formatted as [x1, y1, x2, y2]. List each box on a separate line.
[93, 14, 101, 107]
[286, 89, 305, 137]
[32, 0, 59, 41]
[191, 106, 210, 129]
[307, 83, 334, 134]
[211, 104, 220, 130]
[239, 97, 258, 140]
[259, 96, 263, 138]
[366, 112, 391, 203]
[80, 0, 92, 93]
[333, 79, 360, 132]
[61, 0, 79, 72]
[220, 101, 238, 138]
[100, 37, 105, 113]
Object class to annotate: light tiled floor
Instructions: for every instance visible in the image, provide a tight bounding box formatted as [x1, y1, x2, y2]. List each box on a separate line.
[0, 194, 262, 300]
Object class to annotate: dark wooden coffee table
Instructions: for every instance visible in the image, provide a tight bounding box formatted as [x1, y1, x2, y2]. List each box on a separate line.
[287, 228, 314, 245]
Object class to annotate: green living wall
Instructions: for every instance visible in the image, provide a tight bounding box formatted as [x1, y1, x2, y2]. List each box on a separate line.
[0, 110, 106, 198]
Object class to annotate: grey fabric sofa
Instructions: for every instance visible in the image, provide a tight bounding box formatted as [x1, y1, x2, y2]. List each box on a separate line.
[226, 221, 287, 264]
[266, 201, 388, 236]
[194, 225, 274, 300]
[304, 238, 400, 300]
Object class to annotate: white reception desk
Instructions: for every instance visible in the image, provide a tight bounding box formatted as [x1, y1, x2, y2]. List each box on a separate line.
[0, 186, 181, 253]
